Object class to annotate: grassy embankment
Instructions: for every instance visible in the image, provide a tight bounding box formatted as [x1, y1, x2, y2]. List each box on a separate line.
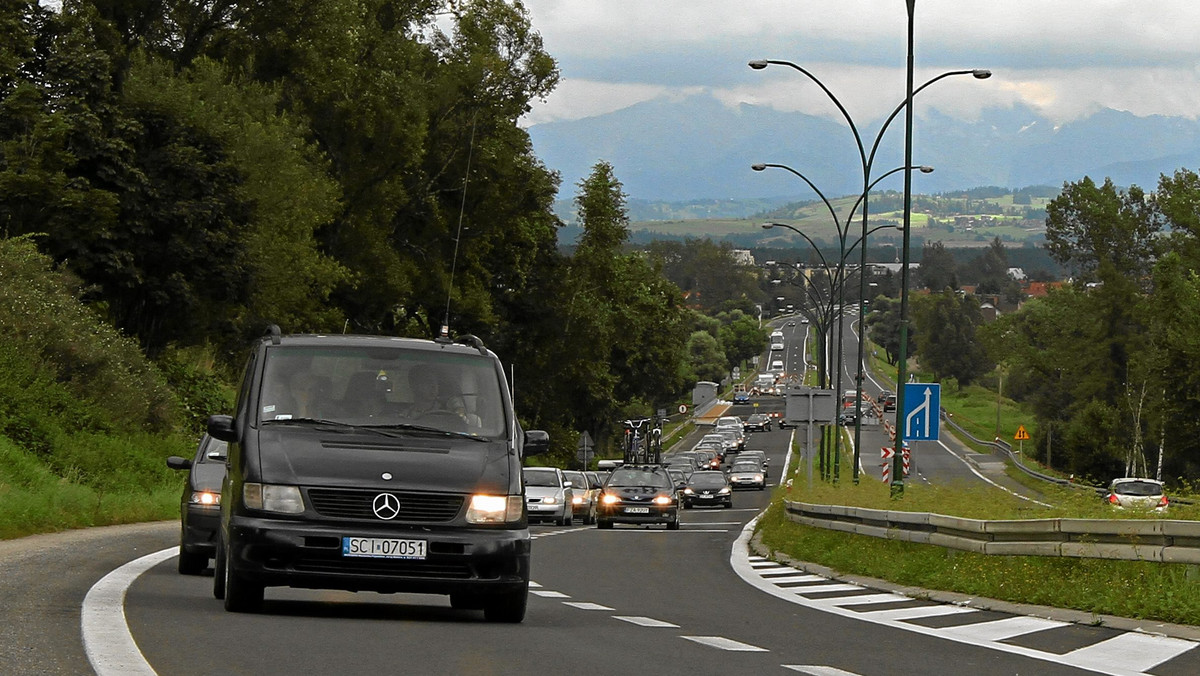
[0, 237, 222, 540]
[761, 331, 1200, 625]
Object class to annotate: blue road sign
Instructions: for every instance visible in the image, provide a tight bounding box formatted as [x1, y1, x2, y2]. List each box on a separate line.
[902, 383, 941, 441]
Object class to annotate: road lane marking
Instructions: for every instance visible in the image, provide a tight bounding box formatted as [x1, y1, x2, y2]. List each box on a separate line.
[730, 517, 1197, 676]
[681, 636, 768, 652]
[82, 546, 175, 676]
[1062, 632, 1199, 674]
[614, 616, 680, 628]
[563, 602, 614, 611]
[940, 616, 1067, 642]
[825, 593, 913, 606]
[783, 667, 863, 675]
[531, 590, 570, 598]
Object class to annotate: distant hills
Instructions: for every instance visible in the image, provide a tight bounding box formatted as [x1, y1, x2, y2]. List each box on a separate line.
[528, 93, 1200, 205]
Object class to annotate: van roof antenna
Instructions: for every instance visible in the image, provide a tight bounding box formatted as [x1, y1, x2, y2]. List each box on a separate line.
[442, 112, 477, 340]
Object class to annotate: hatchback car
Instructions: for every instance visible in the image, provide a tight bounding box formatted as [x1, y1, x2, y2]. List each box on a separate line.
[524, 467, 575, 525]
[1106, 477, 1168, 512]
[166, 435, 229, 574]
[739, 450, 769, 478]
[563, 469, 597, 525]
[596, 465, 679, 529]
[727, 461, 766, 490]
[681, 471, 733, 509]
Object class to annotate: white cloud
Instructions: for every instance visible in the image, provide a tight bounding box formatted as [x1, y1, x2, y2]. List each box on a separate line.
[521, 0, 1200, 125]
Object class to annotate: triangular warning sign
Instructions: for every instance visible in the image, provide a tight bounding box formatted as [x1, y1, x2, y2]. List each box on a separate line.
[1014, 425, 1030, 441]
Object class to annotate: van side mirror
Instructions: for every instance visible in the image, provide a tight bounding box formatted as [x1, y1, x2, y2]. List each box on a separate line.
[523, 430, 550, 456]
[207, 414, 237, 443]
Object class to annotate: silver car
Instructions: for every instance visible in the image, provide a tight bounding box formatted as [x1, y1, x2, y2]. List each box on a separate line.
[523, 467, 574, 525]
[727, 461, 766, 490]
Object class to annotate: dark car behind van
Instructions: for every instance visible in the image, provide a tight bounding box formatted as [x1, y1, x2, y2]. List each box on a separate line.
[207, 327, 547, 622]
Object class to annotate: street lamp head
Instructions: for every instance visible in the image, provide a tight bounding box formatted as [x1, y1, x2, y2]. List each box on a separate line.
[761, 222, 776, 230]
[748, 60, 769, 70]
[918, 165, 934, 174]
[972, 69, 992, 79]
[751, 163, 767, 171]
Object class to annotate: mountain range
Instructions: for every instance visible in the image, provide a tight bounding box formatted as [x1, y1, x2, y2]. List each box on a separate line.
[527, 93, 1200, 206]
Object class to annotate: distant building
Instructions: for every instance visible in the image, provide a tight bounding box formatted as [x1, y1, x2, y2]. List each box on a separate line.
[731, 249, 756, 266]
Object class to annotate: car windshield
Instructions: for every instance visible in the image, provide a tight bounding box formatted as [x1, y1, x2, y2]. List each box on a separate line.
[731, 463, 759, 473]
[564, 472, 588, 489]
[607, 468, 669, 488]
[523, 469, 559, 487]
[690, 473, 728, 488]
[256, 345, 507, 438]
[1113, 481, 1162, 496]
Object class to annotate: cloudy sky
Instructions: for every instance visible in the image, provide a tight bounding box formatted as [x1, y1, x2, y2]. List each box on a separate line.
[519, 0, 1200, 127]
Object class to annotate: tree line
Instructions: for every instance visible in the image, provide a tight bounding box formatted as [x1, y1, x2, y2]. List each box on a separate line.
[0, 1, 769, 464]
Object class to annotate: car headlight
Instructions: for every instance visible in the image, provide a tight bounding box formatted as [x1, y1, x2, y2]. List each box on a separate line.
[189, 490, 221, 507]
[754, 474, 764, 482]
[601, 493, 620, 504]
[683, 487, 694, 495]
[653, 495, 673, 505]
[718, 487, 731, 495]
[467, 495, 523, 524]
[541, 496, 557, 505]
[243, 483, 304, 514]
[572, 495, 584, 505]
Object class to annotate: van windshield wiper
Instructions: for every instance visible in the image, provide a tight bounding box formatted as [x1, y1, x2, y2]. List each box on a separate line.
[360, 423, 490, 442]
[262, 418, 403, 438]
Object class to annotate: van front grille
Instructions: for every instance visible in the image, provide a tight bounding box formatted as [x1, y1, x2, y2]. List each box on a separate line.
[307, 488, 463, 522]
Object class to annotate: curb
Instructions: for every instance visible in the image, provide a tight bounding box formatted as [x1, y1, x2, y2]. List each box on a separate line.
[748, 528, 1200, 644]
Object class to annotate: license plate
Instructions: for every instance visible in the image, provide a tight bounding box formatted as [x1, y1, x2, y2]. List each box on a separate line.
[699, 494, 714, 498]
[625, 506, 650, 514]
[342, 537, 427, 560]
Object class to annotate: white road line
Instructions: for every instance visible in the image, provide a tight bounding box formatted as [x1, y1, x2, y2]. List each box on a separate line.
[760, 573, 826, 583]
[531, 590, 570, 598]
[529, 581, 542, 587]
[82, 546, 175, 676]
[681, 636, 769, 652]
[792, 584, 868, 594]
[855, 605, 977, 621]
[563, 601, 613, 611]
[1063, 631, 1199, 674]
[934, 438, 1054, 507]
[614, 616, 679, 628]
[824, 593, 913, 607]
[940, 616, 1067, 642]
[783, 666, 863, 675]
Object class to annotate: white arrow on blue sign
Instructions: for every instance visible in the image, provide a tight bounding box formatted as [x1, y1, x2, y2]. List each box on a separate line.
[902, 383, 940, 441]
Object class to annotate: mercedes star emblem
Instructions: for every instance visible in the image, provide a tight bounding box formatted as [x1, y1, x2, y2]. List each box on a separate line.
[372, 492, 401, 520]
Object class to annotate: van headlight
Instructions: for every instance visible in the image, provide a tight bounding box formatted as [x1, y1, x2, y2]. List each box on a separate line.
[467, 495, 523, 524]
[189, 490, 221, 507]
[243, 483, 304, 514]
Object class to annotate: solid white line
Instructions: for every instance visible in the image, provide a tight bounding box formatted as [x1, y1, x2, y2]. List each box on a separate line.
[940, 616, 1067, 642]
[681, 636, 768, 652]
[1063, 631, 1199, 673]
[613, 616, 679, 628]
[82, 547, 175, 676]
[934, 438, 1054, 507]
[563, 601, 613, 611]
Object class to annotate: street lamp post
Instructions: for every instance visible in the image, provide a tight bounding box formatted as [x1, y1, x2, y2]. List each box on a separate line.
[750, 19, 989, 488]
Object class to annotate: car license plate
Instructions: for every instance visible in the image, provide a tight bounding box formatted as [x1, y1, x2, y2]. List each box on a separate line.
[625, 506, 650, 514]
[342, 537, 427, 560]
[699, 494, 713, 498]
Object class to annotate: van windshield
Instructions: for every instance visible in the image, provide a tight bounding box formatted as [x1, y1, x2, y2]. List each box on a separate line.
[257, 346, 508, 439]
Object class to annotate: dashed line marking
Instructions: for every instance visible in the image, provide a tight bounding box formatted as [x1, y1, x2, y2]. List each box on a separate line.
[563, 601, 613, 611]
[782, 666, 863, 675]
[681, 635, 769, 652]
[614, 616, 680, 628]
[531, 590, 569, 598]
[1062, 631, 1198, 674]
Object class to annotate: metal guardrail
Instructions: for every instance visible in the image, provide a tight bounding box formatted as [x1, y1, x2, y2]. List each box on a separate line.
[939, 408, 1086, 489]
[783, 500, 1200, 564]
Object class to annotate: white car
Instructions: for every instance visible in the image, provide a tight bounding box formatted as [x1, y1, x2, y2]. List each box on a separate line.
[727, 461, 766, 490]
[771, 342, 784, 351]
[523, 467, 575, 525]
[1106, 478, 1168, 512]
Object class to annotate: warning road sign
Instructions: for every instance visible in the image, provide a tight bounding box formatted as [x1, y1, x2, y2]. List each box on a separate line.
[1014, 425, 1030, 441]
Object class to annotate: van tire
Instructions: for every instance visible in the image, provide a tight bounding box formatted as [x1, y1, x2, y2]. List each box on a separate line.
[223, 542, 264, 613]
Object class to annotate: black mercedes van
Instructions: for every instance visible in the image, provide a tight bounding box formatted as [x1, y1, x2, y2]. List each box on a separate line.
[207, 328, 548, 621]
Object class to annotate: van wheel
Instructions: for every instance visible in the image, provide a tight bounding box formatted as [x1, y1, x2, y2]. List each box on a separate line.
[223, 541, 264, 613]
[178, 547, 207, 576]
[483, 585, 527, 623]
